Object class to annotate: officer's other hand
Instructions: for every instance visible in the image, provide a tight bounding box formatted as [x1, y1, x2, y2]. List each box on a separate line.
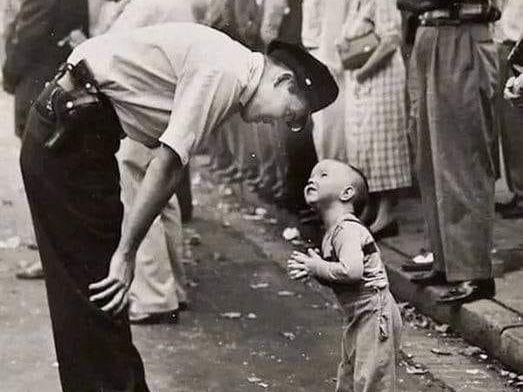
[88, 251, 136, 315]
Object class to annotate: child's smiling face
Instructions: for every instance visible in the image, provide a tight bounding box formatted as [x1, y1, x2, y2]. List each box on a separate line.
[304, 160, 351, 207]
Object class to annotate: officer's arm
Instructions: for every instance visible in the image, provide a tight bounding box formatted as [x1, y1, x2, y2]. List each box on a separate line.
[89, 144, 182, 314]
[118, 144, 182, 256]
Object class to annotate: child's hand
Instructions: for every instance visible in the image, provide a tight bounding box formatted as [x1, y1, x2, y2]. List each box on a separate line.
[287, 258, 310, 281]
[287, 249, 325, 280]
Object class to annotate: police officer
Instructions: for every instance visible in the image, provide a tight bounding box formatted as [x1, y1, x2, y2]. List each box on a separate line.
[20, 22, 338, 391]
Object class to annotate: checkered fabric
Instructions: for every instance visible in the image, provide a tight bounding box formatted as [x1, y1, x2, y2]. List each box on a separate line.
[343, 0, 411, 192]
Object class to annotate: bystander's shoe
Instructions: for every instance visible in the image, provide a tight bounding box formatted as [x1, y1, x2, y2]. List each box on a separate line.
[129, 310, 179, 325]
[402, 250, 434, 272]
[15, 262, 44, 280]
[410, 270, 446, 285]
[437, 279, 495, 304]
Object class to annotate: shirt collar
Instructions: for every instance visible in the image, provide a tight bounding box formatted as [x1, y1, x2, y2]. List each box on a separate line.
[239, 52, 265, 106]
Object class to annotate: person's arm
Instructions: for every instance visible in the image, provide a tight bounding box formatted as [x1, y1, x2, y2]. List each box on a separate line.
[288, 225, 364, 283]
[260, 0, 288, 47]
[90, 67, 242, 314]
[89, 145, 183, 314]
[3, 0, 54, 89]
[353, 35, 400, 83]
[234, 0, 262, 47]
[353, 0, 402, 83]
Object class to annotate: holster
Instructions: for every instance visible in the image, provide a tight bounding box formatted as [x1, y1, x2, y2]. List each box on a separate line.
[34, 60, 103, 151]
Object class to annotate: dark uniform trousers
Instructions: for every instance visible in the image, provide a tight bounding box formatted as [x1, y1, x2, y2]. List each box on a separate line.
[20, 85, 149, 392]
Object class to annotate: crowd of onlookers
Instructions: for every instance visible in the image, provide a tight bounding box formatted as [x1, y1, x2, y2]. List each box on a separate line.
[199, 0, 523, 302]
[1, 0, 522, 308]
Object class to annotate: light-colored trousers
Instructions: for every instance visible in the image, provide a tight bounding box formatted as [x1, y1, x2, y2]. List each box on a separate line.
[336, 289, 402, 392]
[118, 138, 187, 315]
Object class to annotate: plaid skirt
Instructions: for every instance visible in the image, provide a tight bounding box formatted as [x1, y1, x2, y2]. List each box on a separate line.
[344, 50, 411, 192]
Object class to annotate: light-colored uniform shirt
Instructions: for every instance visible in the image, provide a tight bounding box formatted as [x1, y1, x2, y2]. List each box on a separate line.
[68, 23, 264, 165]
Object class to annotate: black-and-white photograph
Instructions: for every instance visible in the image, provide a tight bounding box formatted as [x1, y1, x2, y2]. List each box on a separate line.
[0, 0, 522, 391]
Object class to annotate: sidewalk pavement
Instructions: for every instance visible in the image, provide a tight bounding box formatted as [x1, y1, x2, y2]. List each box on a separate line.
[217, 166, 523, 373]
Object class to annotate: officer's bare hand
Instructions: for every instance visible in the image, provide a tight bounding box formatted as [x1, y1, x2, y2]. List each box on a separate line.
[88, 251, 136, 315]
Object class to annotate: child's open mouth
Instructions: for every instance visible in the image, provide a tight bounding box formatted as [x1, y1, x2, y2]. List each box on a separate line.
[304, 182, 318, 196]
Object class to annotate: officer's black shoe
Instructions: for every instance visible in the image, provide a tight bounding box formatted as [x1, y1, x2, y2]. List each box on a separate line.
[410, 270, 446, 285]
[437, 279, 495, 304]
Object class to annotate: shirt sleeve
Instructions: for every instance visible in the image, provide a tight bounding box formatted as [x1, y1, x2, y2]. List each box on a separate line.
[159, 67, 242, 166]
[309, 223, 365, 283]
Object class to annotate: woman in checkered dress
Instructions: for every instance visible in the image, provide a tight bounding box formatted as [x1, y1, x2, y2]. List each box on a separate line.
[343, 0, 411, 235]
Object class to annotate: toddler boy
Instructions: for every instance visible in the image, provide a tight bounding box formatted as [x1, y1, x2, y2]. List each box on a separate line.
[288, 159, 402, 392]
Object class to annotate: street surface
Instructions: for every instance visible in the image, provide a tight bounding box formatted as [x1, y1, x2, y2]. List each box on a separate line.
[0, 90, 520, 391]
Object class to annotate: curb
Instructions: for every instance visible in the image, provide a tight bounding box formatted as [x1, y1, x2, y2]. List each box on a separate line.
[380, 241, 523, 373]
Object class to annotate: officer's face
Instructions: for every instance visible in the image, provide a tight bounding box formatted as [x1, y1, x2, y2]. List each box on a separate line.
[241, 70, 308, 126]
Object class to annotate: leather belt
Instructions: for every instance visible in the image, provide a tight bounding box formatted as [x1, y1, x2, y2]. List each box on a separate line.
[419, 2, 498, 26]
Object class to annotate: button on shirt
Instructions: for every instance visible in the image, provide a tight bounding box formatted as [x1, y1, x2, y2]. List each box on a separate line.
[68, 23, 265, 165]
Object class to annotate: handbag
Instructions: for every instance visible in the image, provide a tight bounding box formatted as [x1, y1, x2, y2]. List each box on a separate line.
[336, 1, 380, 71]
[336, 29, 380, 70]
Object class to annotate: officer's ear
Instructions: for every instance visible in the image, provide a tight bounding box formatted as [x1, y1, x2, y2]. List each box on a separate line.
[339, 185, 355, 203]
[274, 71, 294, 88]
